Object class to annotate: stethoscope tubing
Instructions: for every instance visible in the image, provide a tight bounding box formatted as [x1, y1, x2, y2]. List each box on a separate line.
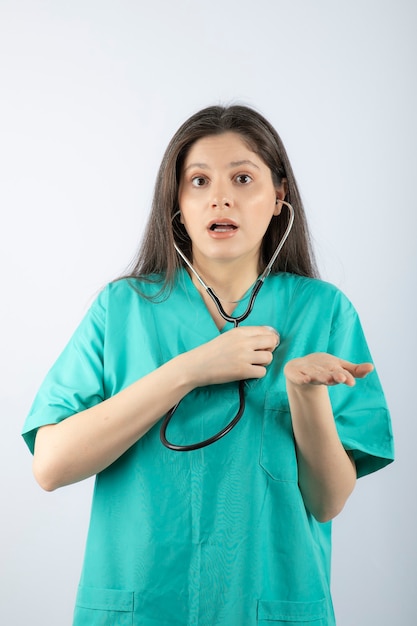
[160, 379, 246, 451]
[160, 201, 294, 451]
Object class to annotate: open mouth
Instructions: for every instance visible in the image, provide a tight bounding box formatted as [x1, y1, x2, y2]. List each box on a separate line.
[209, 222, 238, 233]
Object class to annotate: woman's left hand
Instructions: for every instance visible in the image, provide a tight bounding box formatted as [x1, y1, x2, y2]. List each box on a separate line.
[284, 352, 373, 521]
[284, 353, 374, 387]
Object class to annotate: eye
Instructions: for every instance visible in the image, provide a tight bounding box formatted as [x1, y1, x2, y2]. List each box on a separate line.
[191, 176, 208, 187]
[235, 174, 252, 184]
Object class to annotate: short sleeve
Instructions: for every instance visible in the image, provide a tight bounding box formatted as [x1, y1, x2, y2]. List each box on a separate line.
[22, 287, 108, 454]
[328, 292, 394, 478]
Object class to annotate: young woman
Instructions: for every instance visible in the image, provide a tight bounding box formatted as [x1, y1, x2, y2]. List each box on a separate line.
[23, 105, 394, 625]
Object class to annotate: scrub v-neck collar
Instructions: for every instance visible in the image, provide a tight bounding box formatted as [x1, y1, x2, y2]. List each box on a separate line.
[179, 267, 259, 334]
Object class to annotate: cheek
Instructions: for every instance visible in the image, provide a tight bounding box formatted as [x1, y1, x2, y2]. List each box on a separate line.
[248, 194, 277, 225]
[246, 187, 276, 209]
[178, 188, 195, 218]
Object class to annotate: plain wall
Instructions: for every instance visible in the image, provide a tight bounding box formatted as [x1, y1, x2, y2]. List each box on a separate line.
[1, 1, 415, 624]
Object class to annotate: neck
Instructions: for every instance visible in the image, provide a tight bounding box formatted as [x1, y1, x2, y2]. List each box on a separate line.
[190, 257, 259, 304]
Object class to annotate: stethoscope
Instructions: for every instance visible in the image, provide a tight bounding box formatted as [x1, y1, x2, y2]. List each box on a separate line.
[160, 200, 294, 451]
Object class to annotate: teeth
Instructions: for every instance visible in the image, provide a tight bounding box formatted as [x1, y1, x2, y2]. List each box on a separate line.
[210, 223, 236, 231]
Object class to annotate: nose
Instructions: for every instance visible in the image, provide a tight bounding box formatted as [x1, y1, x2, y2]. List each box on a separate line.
[211, 198, 231, 209]
[210, 183, 233, 209]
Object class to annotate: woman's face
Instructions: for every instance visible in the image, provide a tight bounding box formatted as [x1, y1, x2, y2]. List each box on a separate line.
[178, 132, 286, 272]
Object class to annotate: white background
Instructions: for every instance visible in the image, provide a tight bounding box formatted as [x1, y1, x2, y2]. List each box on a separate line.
[0, 1, 415, 624]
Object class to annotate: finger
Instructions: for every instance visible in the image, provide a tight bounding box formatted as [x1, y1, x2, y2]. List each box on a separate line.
[247, 364, 268, 379]
[292, 364, 354, 387]
[237, 325, 279, 342]
[249, 328, 280, 352]
[312, 371, 354, 387]
[354, 362, 374, 378]
[223, 327, 278, 352]
[339, 360, 374, 379]
[332, 370, 356, 387]
[232, 332, 278, 354]
[250, 349, 274, 366]
[253, 338, 280, 353]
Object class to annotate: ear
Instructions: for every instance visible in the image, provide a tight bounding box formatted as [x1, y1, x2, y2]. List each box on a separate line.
[273, 178, 288, 216]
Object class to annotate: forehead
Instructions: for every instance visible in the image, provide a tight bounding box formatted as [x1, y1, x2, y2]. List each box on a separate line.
[183, 132, 264, 167]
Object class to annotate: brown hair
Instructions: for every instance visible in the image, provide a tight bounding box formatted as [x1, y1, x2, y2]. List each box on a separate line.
[123, 105, 318, 292]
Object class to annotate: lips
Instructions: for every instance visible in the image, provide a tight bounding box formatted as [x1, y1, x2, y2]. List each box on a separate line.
[208, 219, 238, 232]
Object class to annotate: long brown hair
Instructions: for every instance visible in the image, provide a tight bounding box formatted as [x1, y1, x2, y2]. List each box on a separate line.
[123, 105, 318, 292]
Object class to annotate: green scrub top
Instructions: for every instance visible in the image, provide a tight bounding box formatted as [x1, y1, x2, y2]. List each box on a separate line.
[22, 270, 394, 626]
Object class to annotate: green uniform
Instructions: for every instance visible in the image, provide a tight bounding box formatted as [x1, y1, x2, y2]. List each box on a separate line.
[22, 270, 394, 625]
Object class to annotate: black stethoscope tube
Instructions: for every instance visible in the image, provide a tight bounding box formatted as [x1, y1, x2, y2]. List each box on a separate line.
[160, 378, 246, 452]
[160, 280, 263, 452]
[160, 201, 294, 451]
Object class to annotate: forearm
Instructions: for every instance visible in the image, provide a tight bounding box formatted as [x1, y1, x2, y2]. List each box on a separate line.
[33, 352, 196, 491]
[286, 381, 356, 522]
[32, 325, 280, 491]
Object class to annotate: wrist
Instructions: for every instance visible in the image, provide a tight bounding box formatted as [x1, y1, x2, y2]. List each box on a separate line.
[285, 378, 329, 398]
[171, 351, 201, 392]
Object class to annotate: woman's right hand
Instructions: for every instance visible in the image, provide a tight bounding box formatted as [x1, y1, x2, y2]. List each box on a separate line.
[183, 326, 280, 387]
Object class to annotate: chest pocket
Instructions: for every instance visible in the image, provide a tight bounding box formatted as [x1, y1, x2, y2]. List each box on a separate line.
[259, 391, 298, 482]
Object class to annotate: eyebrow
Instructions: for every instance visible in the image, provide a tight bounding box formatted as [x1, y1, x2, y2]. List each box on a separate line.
[183, 159, 260, 172]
